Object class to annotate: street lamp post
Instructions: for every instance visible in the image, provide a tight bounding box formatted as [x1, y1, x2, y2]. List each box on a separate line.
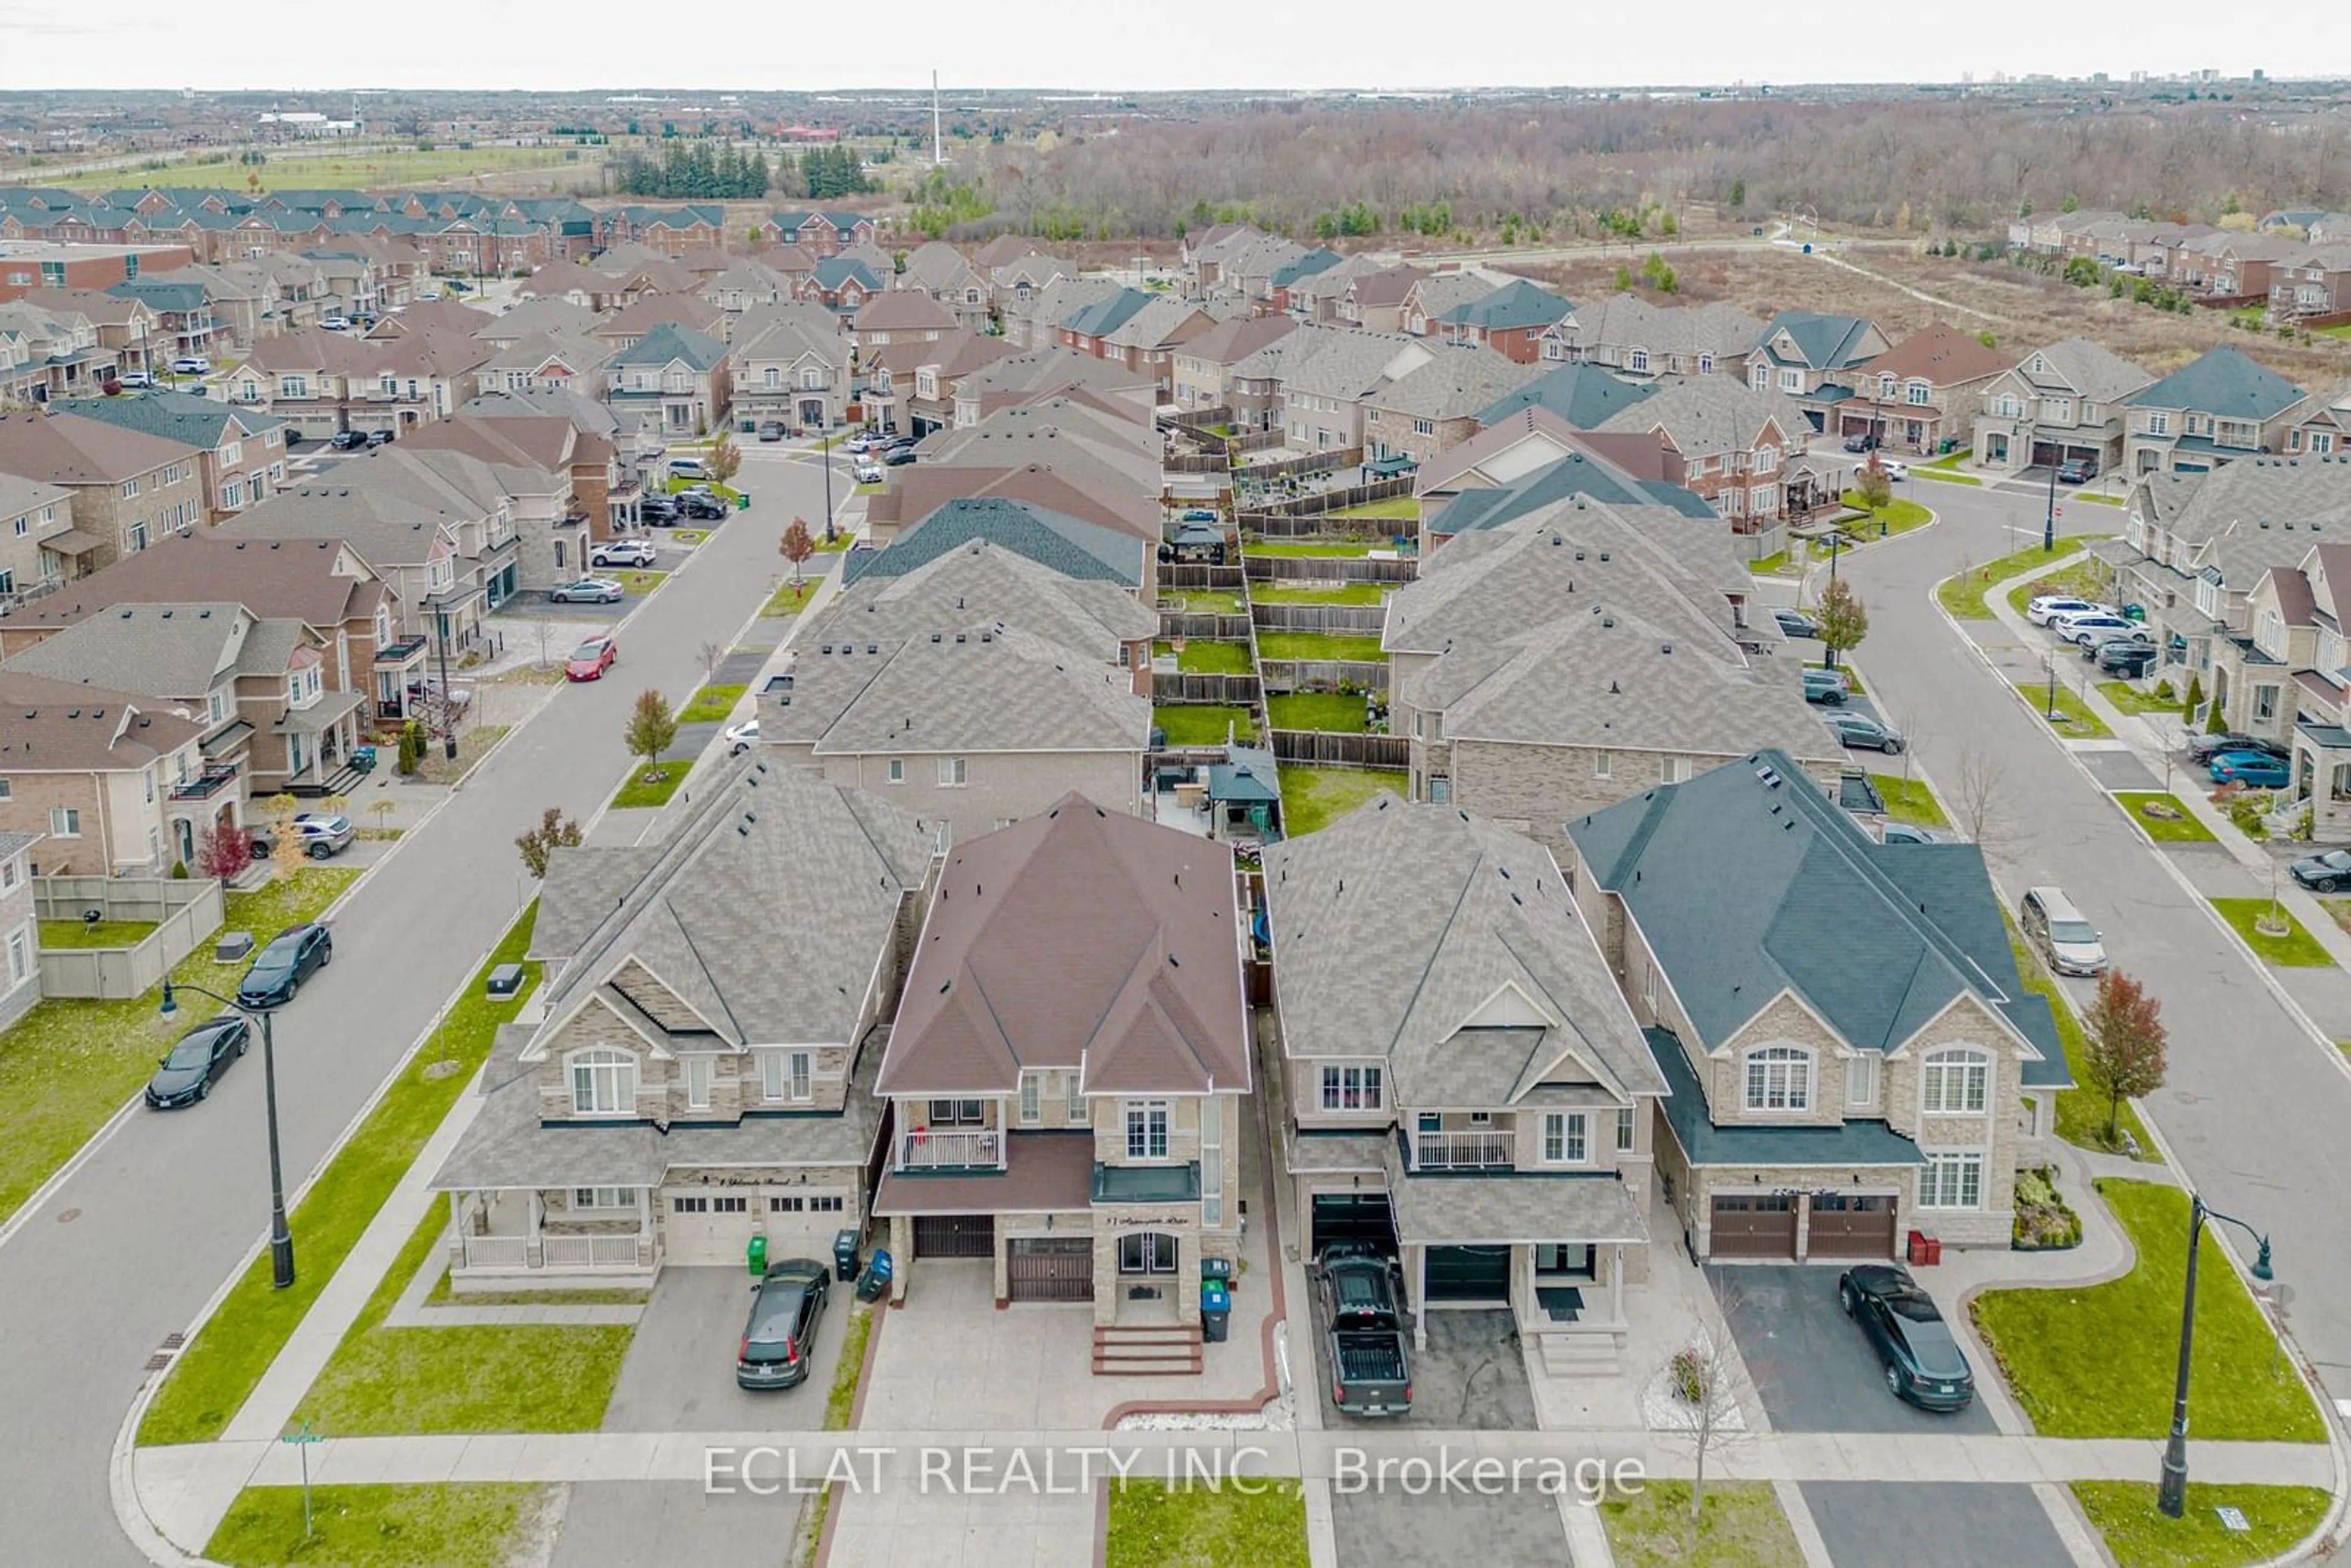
[160, 980, 295, 1289]
[2158, 1192, 2275, 1517]
[2044, 449, 2061, 553]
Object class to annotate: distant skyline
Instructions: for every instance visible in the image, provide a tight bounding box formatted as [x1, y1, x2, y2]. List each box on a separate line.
[0, 1, 2345, 95]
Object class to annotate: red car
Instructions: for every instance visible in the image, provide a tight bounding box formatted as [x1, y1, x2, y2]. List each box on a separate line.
[565, 635, 618, 681]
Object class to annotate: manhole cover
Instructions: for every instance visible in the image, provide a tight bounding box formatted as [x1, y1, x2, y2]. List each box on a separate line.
[56, 1207, 80, 1224]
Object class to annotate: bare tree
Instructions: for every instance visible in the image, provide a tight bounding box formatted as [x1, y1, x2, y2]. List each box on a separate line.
[699, 640, 726, 684]
[1656, 1329, 1749, 1521]
[1949, 746, 2010, 851]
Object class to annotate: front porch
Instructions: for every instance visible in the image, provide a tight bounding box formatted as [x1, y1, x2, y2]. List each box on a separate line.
[443, 1188, 658, 1292]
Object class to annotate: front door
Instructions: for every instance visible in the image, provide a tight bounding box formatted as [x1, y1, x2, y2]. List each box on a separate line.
[1118, 1231, 1179, 1277]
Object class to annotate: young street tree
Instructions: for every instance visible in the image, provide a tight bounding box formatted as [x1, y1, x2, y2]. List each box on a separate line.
[624, 688, 679, 782]
[515, 807, 585, 879]
[705, 433, 742, 487]
[2081, 969, 2168, 1147]
[1950, 746, 2009, 851]
[780, 517, 816, 585]
[1660, 1330, 1747, 1520]
[1853, 457, 1892, 514]
[263, 792, 308, 880]
[1817, 576, 1870, 671]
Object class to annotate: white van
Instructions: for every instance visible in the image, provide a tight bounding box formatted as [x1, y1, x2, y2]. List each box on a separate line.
[2020, 887, 2108, 977]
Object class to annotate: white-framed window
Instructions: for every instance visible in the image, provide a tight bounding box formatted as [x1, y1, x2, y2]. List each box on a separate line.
[1919, 1152, 1985, 1209]
[1067, 1070, 1087, 1123]
[1594, 750, 1613, 779]
[1628, 349, 1650, 373]
[121, 478, 141, 498]
[1697, 353, 1715, 373]
[2147, 412, 2170, 437]
[1018, 1070, 1041, 1125]
[1847, 1053, 1880, 1110]
[569, 1049, 636, 1116]
[1750, 485, 1779, 515]
[937, 757, 967, 787]
[1744, 1045, 1813, 1111]
[1754, 445, 1780, 472]
[1200, 1099, 1224, 1227]
[1905, 381, 1931, 406]
[6, 928, 26, 986]
[1124, 1099, 1170, 1160]
[1921, 1049, 1990, 1114]
[1542, 1111, 1588, 1163]
[1779, 368, 1802, 393]
[2042, 397, 2074, 424]
[1412, 418, 1435, 436]
[571, 1187, 637, 1210]
[2255, 685, 2280, 723]
[1661, 756, 1690, 784]
[886, 758, 904, 784]
[789, 1050, 812, 1103]
[684, 1055, 713, 1110]
[1319, 1063, 1384, 1112]
[1616, 1105, 1638, 1152]
[48, 806, 81, 837]
[2195, 577, 2220, 618]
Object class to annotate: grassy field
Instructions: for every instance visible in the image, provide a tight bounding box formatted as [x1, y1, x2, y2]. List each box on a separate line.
[37, 918, 159, 948]
[206, 1482, 552, 1568]
[2097, 679, 2179, 716]
[1870, 773, 1949, 828]
[1155, 705, 1257, 746]
[1973, 1179, 2323, 1442]
[2071, 1482, 2328, 1568]
[1154, 640, 1254, 675]
[129, 143, 603, 195]
[2014, 678, 2115, 739]
[1601, 1482, 1804, 1568]
[2112, 792, 2218, 844]
[610, 764, 691, 811]
[1839, 492, 1933, 538]
[1104, 1481, 1308, 1568]
[2005, 921, 2158, 1160]
[1937, 538, 2110, 620]
[1277, 767, 1406, 835]
[140, 909, 539, 1446]
[1, 868, 356, 1227]
[1248, 582, 1389, 606]
[763, 579, 820, 617]
[2210, 898, 2335, 967]
[677, 683, 747, 724]
[1255, 632, 1387, 662]
[1266, 693, 1373, 733]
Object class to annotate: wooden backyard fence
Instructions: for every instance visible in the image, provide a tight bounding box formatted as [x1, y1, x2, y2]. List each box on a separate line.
[1269, 730, 1412, 769]
[1253, 602, 1387, 635]
[1259, 658, 1392, 693]
[1244, 555, 1420, 585]
[1153, 672, 1262, 704]
[1158, 611, 1254, 640]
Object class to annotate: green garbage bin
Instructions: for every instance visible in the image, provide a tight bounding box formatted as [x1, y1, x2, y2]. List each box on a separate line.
[746, 1231, 768, 1277]
[735, 492, 750, 511]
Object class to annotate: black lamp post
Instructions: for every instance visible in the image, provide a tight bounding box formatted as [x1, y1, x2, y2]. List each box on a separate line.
[160, 980, 295, 1290]
[2159, 1192, 2275, 1517]
[2044, 449, 2061, 553]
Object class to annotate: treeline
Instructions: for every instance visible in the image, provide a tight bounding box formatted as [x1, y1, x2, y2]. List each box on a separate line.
[610, 142, 876, 201]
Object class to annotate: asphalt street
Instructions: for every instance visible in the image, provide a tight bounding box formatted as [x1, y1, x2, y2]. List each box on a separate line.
[1834, 480, 2351, 1405]
[0, 448, 844, 1566]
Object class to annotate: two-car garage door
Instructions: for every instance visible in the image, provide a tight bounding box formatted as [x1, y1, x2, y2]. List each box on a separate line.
[663, 1187, 850, 1267]
[1708, 1193, 1896, 1261]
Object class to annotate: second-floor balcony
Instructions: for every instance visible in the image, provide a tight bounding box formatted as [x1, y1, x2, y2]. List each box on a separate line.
[1411, 1129, 1514, 1171]
[374, 634, 429, 667]
[169, 762, 239, 801]
[899, 1128, 1003, 1170]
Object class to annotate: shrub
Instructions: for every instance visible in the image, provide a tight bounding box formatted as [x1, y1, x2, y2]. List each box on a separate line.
[2182, 673, 2203, 717]
[1670, 1348, 1704, 1405]
[2152, 679, 2174, 702]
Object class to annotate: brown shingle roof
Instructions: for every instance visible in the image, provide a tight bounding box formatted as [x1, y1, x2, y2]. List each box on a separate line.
[1855, 320, 2017, 387]
[0, 670, 203, 773]
[850, 292, 959, 334]
[0, 410, 201, 485]
[1, 533, 379, 634]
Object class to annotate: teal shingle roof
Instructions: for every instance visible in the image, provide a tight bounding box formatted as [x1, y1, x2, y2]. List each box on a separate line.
[607, 322, 726, 371]
[1437, 278, 1573, 332]
[1476, 364, 1655, 430]
[1431, 448, 1713, 535]
[1060, 289, 1152, 339]
[1271, 249, 1343, 289]
[66, 388, 283, 446]
[2125, 345, 2304, 422]
[843, 498, 1141, 587]
[1759, 310, 1878, 370]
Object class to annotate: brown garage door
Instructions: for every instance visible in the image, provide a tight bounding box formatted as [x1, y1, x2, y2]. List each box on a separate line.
[1808, 1194, 1898, 1260]
[1710, 1193, 1798, 1260]
[1007, 1237, 1094, 1302]
[913, 1215, 996, 1258]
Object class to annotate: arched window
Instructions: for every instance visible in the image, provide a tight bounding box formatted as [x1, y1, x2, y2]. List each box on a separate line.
[1743, 1046, 1813, 1112]
[1921, 1049, 1991, 1114]
[569, 1049, 636, 1116]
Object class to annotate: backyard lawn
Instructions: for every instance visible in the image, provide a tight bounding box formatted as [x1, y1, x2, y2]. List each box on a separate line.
[1153, 639, 1254, 675]
[1276, 767, 1406, 836]
[0, 868, 357, 1227]
[1104, 1481, 1308, 1568]
[1155, 705, 1257, 745]
[1601, 1482, 1804, 1568]
[1327, 497, 1419, 521]
[1971, 1179, 2322, 1441]
[206, 1482, 552, 1568]
[1936, 538, 2110, 620]
[1870, 773, 1949, 828]
[1255, 632, 1387, 662]
[140, 909, 540, 1446]
[2071, 1482, 2328, 1568]
[2005, 922, 2156, 1160]
[1246, 541, 1379, 558]
[37, 918, 159, 948]
[2112, 792, 2218, 844]
[2014, 678, 2115, 740]
[677, 683, 746, 724]
[1266, 693, 1372, 733]
[1248, 582, 1389, 606]
[2210, 898, 2334, 966]
[1168, 590, 1244, 614]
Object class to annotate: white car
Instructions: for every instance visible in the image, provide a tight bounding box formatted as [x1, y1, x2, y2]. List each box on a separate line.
[853, 461, 884, 484]
[2028, 596, 2111, 627]
[724, 718, 760, 755]
[169, 356, 211, 375]
[320, 314, 351, 331]
[117, 370, 153, 389]
[669, 457, 713, 482]
[418, 288, 443, 302]
[1879, 460, 1908, 481]
[844, 433, 874, 454]
[2058, 614, 2136, 646]
[590, 539, 658, 568]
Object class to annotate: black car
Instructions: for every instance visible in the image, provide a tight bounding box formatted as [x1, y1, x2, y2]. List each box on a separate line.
[680, 495, 728, 520]
[1774, 609, 1820, 639]
[1839, 1264, 1975, 1411]
[2289, 849, 2351, 893]
[1842, 432, 1880, 454]
[883, 446, 918, 466]
[737, 1259, 830, 1390]
[144, 1015, 250, 1109]
[328, 430, 369, 451]
[2092, 639, 2158, 675]
[366, 429, 396, 447]
[2188, 732, 2289, 763]
[236, 922, 332, 1010]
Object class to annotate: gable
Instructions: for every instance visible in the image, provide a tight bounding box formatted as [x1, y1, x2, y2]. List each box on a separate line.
[1460, 979, 1558, 1031]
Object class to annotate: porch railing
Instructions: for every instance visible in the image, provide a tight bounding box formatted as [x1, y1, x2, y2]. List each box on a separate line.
[899, 1128, 1003, 1169]
[1412, 1130, 1513, 1169]
[543, 1234, 645, 1269]
[461, 1235, 528, 1269]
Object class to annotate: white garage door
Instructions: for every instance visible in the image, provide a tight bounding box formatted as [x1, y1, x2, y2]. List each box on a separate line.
[661, 1188, 852, 1268]
[759, 1191, 852, 1267]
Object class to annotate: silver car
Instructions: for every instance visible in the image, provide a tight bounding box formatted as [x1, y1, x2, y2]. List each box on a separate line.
[549, 576, 625, 604]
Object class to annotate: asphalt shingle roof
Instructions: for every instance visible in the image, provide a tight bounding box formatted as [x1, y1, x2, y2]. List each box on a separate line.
[2127, 345, 2306, 421]
[1477, 364, 1655, 430]
[1368, 345, 1541, 420]
[847, 498, 1144, 587]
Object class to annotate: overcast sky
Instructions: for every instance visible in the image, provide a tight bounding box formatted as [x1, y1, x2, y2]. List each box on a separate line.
[1, 2, 2342, 94]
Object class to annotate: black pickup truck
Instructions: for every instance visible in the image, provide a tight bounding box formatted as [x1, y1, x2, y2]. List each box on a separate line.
[1316, 1250, 1414, 1417]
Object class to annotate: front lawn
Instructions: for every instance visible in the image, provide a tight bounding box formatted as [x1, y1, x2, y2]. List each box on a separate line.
[1254, 632, 1387, 662]
[1601, 1481, 1804, 1568]
[1870, 773, 1949, 828]
[1104, 1480, 1308, 1568]
[2006, 921, 2158, 1160]
[2006, 563, 2111, 621]
[1912, 467, 1984, 487]
[1747, 551, 1793, 576]
[2210, 898, 2334, 967]
[1266, 692, 1372, 733]
[1246, 541, 1378, 558]
[2113, 792, 2218, 844]
[1839, 492, 1933, 538]
[609, 764, 689, 811]
[677, 683, 748, 724]
[1155, 705, 1257, 746]
[2014, 678, 2115, 739]
[139, 909, 540, 1446]
[1153, 639, 1254, 675]
[2071, 1482, 2328, 1568]
[293, 1207, 632, 1435]
[206, 1482, 551, 1568]
[39, 918, 159, 948]
[1936, 538, 2110, 620]
[763, 579, 820, 617]
[611, 569, 667, 595]
[1276, 766, 1406, 836]
[1327, 496, 1418, 521]
[1972, 1179, 2323, 1441]
[1248, 582, 1389, 606]
[2098, 680, 2180, 716]
[0, 868, 358, 1227]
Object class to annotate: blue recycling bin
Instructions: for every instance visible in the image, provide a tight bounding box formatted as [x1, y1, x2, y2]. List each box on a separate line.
[855, 1247, 894, 1302]
[1199, 1279, 1232, 1343]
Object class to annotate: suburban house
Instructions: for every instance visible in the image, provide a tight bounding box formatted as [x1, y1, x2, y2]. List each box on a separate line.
[66, 389, 290, 520]
[1267, 249, 1343, 314]
[765, 210, 879, 255]
[801, 255, 886, 315]
[1542, 294, 1766, 378]
[1474, 362, 1657, 434]
[948, 348, 1156, 429]
[1563, 749, 2072, 1261]
[2284, 381, 2351, 459]
[1277, 328, 1433, 452]
[396, 422, 596, 585]
[916, 399, 1163, 499]
[869, 330, 1015, 439]
[460, 388, 644, 534]
[1098, 298, 1218, 397]
[1594, 375, 1809, 533]
[701, 259, 795, 320]
[0, 298, 121, 401]
[1359, 345, 1542, 468]
[861, 461, 1160, 556]
[1971, 337, 2156, 481]
[1054, 290, 1155, 369]
[1840, 323, 2015, 456]
[1381, 499, 1839, 854]
[871, 797, 1251, 1356]
[0, 830, 37, 1030]
[1399, 271, 1499, 337]
[1169, 315, 1297, 413]
[0, 670, 211, 876]
[1337, 267, 1426, 333]
[0, 408, 207, 570]
[516, 258, 633, 312]
[587, 294, 727, 356]
[854, 496, 1150, 596]
[894, 242, 991, 333]
[601, 323, 730, 437]
[1010, 275, 1120, 352]
[1213, 233, 1310, 306]
[1281, 254, 1387, 324]
[1431, 279, 1573, 362]
[2267, 244, 2351, 323]
[2123, 345, 2307, 478]
[2222, 538, 2351, 838]
[1744, 311, 1889, 435]
[727, 302, 852, 434]
[18, 287, 160, 375]
[1266, 798, 1665, 1359]
[1412, 410, 1703, 538]
[850, 291, 956, 356]
[0, 472, 78, 606]
[1, 599, 364, 803]
[429, 765, 940, 1289]
[986, 252, 1077, 325]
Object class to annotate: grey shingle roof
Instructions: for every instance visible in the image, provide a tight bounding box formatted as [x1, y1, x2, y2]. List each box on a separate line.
[1430, 446, 1714, 531]
[1366, 345, 1540, 420]
[770, 623, 1148, 757]
[66, 389, 285, 447]
[2, 602, 266, 697]
[0, 670, 204, 773]
[2015, 337, 2156, 403]
[846, 499, 1144, 588]
[1596, 374, 1809, 455]
[1277, 327, 1426, 401]
[604, 321, 726, 372]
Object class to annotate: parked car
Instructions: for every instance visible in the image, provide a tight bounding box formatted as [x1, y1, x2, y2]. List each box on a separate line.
[1774, 609, 1820, 639]
[2055, 613, 2135, 647]
[2057, 456, 2097, 484]
[549, 576, 625, 604]
[590, 539, 658, 569]
[1879, 460, 1908, 481]
[737, 1259, 830, 1390]
[1843, 432, 1880, 453]
[852, 460, 884, 484]
[328, 430, 370, 451]
[365, 429, 396, 447]
[883, 446, 918, 466]
[320, 313, 350, 331]
[680, 495, 729, 521]
[669, 457, 713, 482]
[1802, 669, 1849, 705]
[1839, 1264, 1975, 1412]
[2289, 849, 2351, 893]
[1314, 1252, 1413, 1417]
[565, 634, 618, 680]
[883, 433, 917, 451]
[757, 421, 786, 443]
[2094, 642, 2159, 677]
[2188, 732, 2289, 763]
[724, 718, 760, 755]
[1826, 713, 1904, 753]
[249, 812, 353, 861]
[2027, 595, 2110, 627]
[1881, 822, 1940, 845]
[236, 922, 332, 1010]
[844, 433, 874, 454]
[2080, 628, 2153, 661]
[2020, 886, 2107, 976]
[117, 370, 153, 389]
[168, 356, 211, 375]
[144, 1015, 249, 1109]
[1180, 508, 1220, 522]
[2210, 750, 2291, 789]
[418, 288, 443, 301]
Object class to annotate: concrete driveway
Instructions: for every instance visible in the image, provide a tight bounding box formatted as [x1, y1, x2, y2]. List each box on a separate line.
[1709, 1266, 1995, 1433]
[600, 1266, 847, 1433]
[1803, 1481, 2073, 1568]
[1312, 1308, 1534, 1430]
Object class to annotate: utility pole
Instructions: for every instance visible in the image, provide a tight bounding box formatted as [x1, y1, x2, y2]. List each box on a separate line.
[932, 71, 943, 168]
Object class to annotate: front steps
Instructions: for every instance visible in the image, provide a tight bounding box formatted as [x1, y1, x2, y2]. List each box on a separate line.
[1092, 1322, 1204, 1376]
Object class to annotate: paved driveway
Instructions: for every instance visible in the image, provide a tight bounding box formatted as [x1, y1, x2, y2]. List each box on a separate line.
[1803, 1481, 2072, 1568]
[552, 1481, 793, 1568]
[1709, 1266, 1995, 1434]
[602, 1267, 847, 1433]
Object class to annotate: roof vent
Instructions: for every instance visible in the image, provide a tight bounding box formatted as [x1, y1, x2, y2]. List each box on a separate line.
[119, 609, 133, 619]
[199, 607, 211, 617]
[160, 609, 173, 618]
[1660, 642, 1672, 655]
[1599, 551, 1610, 562]
[866, 643, 877, 655]
[1600, 615, 1615, 629]
[931, 632, 942, 643]
[1575, 550, 1586, 561]
[1608, 679, 1621, 694]
[955, 632, 967, 643]
[820, 643, 833, 654]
